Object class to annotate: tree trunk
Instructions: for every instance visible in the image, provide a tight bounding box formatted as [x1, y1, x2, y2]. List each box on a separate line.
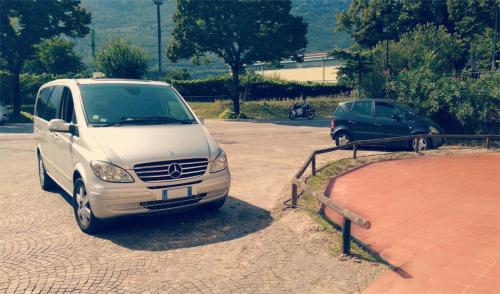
[11, 69, 21, 118]
[230, 67, 240, 115]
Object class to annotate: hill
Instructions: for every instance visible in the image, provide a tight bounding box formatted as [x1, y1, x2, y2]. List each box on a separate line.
[73, 0, 351, 77]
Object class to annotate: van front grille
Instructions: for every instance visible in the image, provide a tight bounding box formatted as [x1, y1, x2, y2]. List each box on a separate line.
[134, 158, 208, 182]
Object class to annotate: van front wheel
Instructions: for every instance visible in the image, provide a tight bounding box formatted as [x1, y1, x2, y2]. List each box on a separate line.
[73, 179, 101, 234]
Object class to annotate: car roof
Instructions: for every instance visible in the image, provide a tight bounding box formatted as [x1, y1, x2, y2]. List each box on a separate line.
[40, 78, 171, 88]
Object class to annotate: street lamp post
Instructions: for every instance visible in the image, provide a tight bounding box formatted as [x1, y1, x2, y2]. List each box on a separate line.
[154, 0, 164, 74]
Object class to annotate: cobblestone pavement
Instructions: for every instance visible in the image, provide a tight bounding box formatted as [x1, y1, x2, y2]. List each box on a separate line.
[0, 120, 384, 293]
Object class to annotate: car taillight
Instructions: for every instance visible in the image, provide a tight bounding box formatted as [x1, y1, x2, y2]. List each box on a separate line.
[331, 115, 335, 129]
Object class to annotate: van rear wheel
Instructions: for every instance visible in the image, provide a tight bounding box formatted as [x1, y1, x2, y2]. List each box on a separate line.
[38, 154, 55, 191]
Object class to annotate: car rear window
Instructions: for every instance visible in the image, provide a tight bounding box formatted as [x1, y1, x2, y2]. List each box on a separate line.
[334, 106, 346, 116]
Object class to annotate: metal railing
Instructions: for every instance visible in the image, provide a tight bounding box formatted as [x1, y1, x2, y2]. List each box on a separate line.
[292, 133, 500, 255]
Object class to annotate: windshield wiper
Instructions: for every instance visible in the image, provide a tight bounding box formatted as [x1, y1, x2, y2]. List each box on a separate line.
[94, 116, 196, 127]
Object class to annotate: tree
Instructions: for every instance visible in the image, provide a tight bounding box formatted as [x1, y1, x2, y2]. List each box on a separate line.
[337, 0, 498, 49]
[94, 38, 149, 79]
[163, 68, 192, 81]
[0, 0, 91, 117]
[167, 0, 307, 114]
[329, 45, 372, 91]
[25, 37, 83, 75]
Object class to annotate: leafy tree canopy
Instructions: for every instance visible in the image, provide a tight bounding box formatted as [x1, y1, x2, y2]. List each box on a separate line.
[94, 38, 149, 79]
[25, 37, 83, 75]
[0, 0, 91, 116]
[336, 0, 496, 48]
[167, 0, 308, 113]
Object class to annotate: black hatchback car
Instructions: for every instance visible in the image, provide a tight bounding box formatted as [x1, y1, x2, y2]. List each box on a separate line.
[330, 99, 443, 150]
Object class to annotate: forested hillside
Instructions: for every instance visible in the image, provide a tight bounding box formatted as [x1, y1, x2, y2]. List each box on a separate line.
[73, 0, 351, 77]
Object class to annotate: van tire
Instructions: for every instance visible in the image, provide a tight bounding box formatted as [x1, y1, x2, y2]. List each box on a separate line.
[73, 178, 102, 234]
[38, 154, 56, 191]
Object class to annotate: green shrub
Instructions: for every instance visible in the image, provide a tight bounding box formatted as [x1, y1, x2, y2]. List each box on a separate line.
[94, 38, 149, 79]
[218, 108, 239, 119]
[20, 111, 34, 121]
[388, 69, 499, 133]
[169, 73, 350, 101]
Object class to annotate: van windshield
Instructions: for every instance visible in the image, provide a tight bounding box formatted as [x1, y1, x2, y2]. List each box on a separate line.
[79, 83, 196, 126]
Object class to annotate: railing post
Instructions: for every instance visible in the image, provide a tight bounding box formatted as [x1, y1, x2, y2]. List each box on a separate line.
[342, 217, 351, 255]
[291, 182, 298, 207]
[486, 136, 490, 149]
[311, 154, 316, 176]
[352, 145, 358, 159]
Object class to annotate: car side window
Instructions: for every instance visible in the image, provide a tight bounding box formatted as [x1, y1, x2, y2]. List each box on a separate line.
[374, 102, 396, 119]
[352, 101, 372, 116]
[45, 86, 64, 121]
[35, 87, 54, 120]
[59, 87, 76, 124]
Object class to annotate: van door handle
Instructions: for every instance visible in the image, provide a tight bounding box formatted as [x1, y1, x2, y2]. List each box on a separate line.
[374, 122, 382, 126]
[348, 120, 356, 125]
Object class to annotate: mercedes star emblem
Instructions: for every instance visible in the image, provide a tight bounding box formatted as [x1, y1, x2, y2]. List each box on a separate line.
[168, 163, 182, 178]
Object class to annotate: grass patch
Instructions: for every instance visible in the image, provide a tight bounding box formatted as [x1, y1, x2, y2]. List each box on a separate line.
[188, 95, 350, 119]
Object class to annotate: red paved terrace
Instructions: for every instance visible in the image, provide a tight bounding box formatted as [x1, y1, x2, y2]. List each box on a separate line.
[325, 153, 500, 294]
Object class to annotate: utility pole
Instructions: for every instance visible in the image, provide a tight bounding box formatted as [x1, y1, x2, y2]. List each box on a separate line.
[154, 0, 164, 74]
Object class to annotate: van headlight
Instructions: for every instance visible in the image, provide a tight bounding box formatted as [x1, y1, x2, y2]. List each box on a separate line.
[90, 161, 134, 183]
[429, 126, 440, 134]
[210, 150, 228, 173]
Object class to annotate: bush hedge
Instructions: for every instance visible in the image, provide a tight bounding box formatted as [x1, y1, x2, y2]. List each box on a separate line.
[168, 73, 350, 101]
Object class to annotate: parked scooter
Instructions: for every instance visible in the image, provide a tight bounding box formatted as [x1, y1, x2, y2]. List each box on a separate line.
[289, 99, 315, 120]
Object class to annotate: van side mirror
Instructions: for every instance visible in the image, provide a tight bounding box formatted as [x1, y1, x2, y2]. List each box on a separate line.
[49, 119, 71, 133]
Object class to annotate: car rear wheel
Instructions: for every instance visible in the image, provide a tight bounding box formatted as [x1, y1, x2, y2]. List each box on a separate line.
[73, 178, 101, 234]
[411, 136, 432, 151]
[334, 131, 352, 147]
[38, 154, 55, 191]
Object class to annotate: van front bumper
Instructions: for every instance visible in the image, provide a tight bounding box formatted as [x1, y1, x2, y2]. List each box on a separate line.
[87, 169, 231, 219]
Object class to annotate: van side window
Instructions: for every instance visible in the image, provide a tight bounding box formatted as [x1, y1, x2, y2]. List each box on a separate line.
[60, 87, 76, 123]
[35, 87, 54, 120]
[352, 101, 372, 116]
[45, 86, 64, 121]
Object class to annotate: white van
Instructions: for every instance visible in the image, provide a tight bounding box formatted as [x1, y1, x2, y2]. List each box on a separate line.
[34, 79, 230, 233]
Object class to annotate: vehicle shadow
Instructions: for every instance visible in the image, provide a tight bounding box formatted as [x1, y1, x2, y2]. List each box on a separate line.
[56, 188, 272, 252]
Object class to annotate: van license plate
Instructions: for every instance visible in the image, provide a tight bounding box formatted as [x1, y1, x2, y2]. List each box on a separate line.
[162, 186, 192, 201]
